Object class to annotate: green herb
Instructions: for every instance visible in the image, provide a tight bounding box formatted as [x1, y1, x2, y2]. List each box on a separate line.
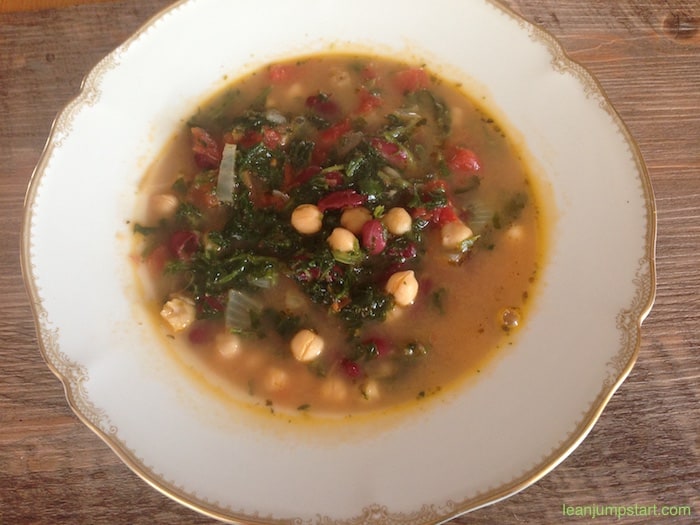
[403, 341, 429, 358]
[171, 177, 187, 194]
[175, 202, 202, 227]
[431, 287, 448, 314]
[133, 223, 157, 236]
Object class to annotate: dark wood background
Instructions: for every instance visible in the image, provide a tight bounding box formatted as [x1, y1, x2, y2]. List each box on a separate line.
[1, 1, 698, 523]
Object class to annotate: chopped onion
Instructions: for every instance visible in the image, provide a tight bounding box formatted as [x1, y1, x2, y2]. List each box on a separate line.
[216, 143, 238, 203]
[465, 201, 493, 234]
[249, 275, 276, 289]
[225, 290, 262, 332]
[265, 108, 287, 125]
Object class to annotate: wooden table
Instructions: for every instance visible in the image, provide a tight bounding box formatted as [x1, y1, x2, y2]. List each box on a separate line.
[1, 1, 698, 523]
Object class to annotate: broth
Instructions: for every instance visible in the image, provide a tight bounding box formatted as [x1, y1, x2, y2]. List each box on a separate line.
[132, 53, 544, 416]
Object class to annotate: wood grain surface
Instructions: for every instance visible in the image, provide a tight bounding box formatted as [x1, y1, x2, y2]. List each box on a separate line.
[1, 1, 698, 524]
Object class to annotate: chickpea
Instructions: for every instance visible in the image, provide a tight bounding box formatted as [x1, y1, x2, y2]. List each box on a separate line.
[500, 307, 522, 331]
[441, 220, 474, 249]
[291, 204, 323, 234]
[160, 295, 196, 332]
[340, 206, 372, 235]
[360, 380, 381, 401]
[264, 367, 289, 392]
[327, 227, 358, 253]
[382, 207, 412, 235]
[149, 193, 179, 220]
[321, 375, 349, 402]
[284, 289, 306, 311]
[385, 270, 419, 306]
[505, 224, 525, 242]
[215, 332, 242, 358]
[290, 329, 324, 362]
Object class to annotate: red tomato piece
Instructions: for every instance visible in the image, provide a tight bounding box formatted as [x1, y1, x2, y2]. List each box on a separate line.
[394, 67, 430, 92]
[434, 205, 459, 225]
[294, 165, 322, 187]
[360, 63, 378, 81]
[190, 127, 221, 169]
[317, 118, 352, 148]
[251, 191, 287, 211]
[356, 88, 382, 114]
[146, 244, 170, 275]
[238, 130, 263, 149]
[262, 127, 283, 149]
[204, 295, 225, 312]
[445, 146, 482, 173]
[188, 182, 218, 209]
[324, 170, 344, 188]
[268, 63, 296, 84]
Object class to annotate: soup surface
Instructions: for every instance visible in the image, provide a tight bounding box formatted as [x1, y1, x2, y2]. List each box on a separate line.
[132, 53, 544, 416]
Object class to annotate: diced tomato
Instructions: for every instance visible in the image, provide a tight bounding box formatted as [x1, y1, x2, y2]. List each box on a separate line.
[422, 179, 449, 193]
[317, 190, 367, 212]
[145, 244, 170, 275]
[169, 230, 199, 260]
[238, 130, 263, 149]
[262, 127, 283, 149]
[190, 127, 221, 169]
[370, 137, 408, 169]
[324, 170, 344, 188]
[282, 162, 295, 190]
[445, 145, 481, 173]
[201, 295, 225, 312]
[317, 118, 352, 148]
[294, 165, 322, 187]
[188, 182, 218, 209]
[410, 203, 459, 226]
[360, 63, 378, 81]
[356, 88, 382, 114]
[268, 63, 296, 84]
[394, 67, 430, 93]
[251, 190, 287, 211]
[434, 205, 459, 225]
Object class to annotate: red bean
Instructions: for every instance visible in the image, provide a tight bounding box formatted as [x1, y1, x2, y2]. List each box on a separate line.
[169, 230, 199, 260]
[361, 219, 387, 255]
[305, 93, 339, 117]
[363, 336, 392, 357]
[341, 358, 362, 379]
[370, 137, 408, 169]
[317, 190, 366, 212]
[190, 127, 221, 169]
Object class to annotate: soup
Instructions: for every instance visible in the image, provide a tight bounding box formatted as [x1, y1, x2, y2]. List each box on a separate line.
[132, 53, 544, 415]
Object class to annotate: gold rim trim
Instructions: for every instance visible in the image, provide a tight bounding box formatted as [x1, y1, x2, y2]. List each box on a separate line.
[20, 0, 657, 523]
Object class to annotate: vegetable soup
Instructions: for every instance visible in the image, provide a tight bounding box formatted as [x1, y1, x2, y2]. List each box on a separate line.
[132, 53, 545, 415]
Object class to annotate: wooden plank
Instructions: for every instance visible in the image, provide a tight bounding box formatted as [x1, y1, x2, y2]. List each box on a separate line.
[0, 0, 115, 13]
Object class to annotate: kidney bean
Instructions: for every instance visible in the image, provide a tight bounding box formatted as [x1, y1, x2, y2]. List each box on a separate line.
[361, 219, 387, 255]
[169, 230, 200, 260]
[341, 358, 362, 379]
[317, 190, 367, 212]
